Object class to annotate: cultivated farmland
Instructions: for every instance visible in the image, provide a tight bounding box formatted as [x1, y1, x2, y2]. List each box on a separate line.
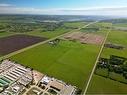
[10, 40, 101, 90]
[0, 32, 14, 38]
[0, 34, 47, 55]
[87, 28, 127, 94]
[63, 32, 104, 45]
[8, 22, 107, 91]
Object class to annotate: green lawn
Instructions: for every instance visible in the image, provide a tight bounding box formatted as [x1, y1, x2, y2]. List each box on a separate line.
[10, 40, 100, 89]
[87, 75, 127, 94]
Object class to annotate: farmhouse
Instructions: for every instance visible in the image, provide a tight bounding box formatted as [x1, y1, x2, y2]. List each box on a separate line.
[48, 39, 61, 46]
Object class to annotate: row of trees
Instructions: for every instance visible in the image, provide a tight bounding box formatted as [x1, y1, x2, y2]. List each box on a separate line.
[0, 22, 64, 33]
[96, 56, 127, 79]
[42, 22, 63, 31]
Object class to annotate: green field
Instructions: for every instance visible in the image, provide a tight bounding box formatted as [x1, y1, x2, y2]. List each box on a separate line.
[101, 30, 127, 58]
[113, 23, 127, 27]
[87, 29, 127, 94]
[101, 47, 127, 58]
[107, 30, 127, 45]
[64, 22, 88, 28]
[0, 32, 14, 38]
[25, 27, 71, 38]
[96, 22, 112, 28]
[10, 40, 100, 89]
[24, 22, 88, 38]
[87, 75, 127, 94]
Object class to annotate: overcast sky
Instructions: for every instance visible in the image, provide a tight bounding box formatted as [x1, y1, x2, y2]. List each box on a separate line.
[0, 0, 127, 16]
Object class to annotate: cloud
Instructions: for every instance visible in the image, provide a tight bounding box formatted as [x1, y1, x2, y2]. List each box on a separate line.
[0, 4, 127, 16]
[0, 3, 12, 7]
[59, 7, 127, 16]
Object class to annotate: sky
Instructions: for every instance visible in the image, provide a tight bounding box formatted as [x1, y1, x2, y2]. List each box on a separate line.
[0, 0, 127, 16]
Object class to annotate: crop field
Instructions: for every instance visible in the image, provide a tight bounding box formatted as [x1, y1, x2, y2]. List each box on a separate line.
[107, 30, 127, 46]
[25, 22, 89, 39]
[101, 30, 127, 58]
[64, 22, 88, 28]
[0, 34, 47, 55]
[0, 32, 14, 38]
[10, 40, 101, 90]
[25, 27, 71, 38]
[87, 29, 127, 94]
[63, 32, 104, 45]
[80, 22, 111, 36]
[87, 75, 127, 94]
[113, 23, 127, 27]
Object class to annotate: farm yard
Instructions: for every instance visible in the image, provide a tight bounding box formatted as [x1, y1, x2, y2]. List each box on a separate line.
[0, 34, 47, 55]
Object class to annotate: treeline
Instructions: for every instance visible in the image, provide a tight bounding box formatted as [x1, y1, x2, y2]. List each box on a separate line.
[0, 21, 65, 33]
[42, 22, 63, 31]
[0, 15, 95, 22]
[96, 55, 127, 80]
[101, 19, 127, 24]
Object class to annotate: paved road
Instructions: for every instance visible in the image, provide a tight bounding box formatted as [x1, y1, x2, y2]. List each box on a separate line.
[83, 25, 111, 95]
[0, 21, 98, 60]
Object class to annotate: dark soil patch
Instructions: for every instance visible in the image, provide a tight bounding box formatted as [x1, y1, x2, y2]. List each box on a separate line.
[0, 34, 47, 55]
